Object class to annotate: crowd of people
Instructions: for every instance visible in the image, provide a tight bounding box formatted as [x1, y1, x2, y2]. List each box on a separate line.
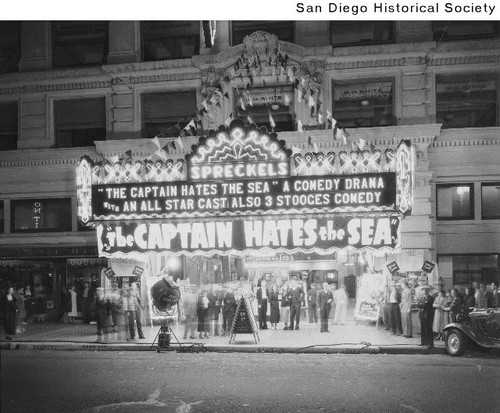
[0, 283, 48, 340]
[2, 275, 499, 345]
[377, 280, 500, 349]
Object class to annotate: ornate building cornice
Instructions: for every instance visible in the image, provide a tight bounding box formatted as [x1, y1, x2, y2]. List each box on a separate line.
[325, 57, 407, 70]
[428, 54, 500, 66]
[430, 138, 500, 149]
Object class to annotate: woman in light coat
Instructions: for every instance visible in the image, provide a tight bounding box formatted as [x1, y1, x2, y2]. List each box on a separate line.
[399, 281, 413, 338]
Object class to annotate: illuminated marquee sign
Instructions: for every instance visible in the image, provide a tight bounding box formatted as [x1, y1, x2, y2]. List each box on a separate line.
[97, 216, 401, 257]
[91, 173, 397, 219]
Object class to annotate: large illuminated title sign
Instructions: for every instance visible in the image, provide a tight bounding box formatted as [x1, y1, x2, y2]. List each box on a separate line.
[76, 119, 414, 256]
[97, 216, 401, 258]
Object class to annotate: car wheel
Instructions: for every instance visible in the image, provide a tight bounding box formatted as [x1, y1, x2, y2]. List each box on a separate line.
[445, 329, 467, 356]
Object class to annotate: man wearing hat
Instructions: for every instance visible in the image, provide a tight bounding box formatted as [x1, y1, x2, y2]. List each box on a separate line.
[418, 285, 435, 349]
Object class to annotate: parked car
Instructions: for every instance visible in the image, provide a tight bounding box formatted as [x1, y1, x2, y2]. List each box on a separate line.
[443, 307, 500, 356]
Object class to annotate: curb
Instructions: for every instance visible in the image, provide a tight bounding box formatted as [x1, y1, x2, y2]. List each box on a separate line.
[1, 341, 444, 355]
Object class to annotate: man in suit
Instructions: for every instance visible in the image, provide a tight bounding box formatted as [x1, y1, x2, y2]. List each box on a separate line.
[307, 284, 319, 323]
[389, 282, 403, 336]
[256, 280, 269, 329]
[221, 286, 236, 336]
[287, 277, 305, 330]
[418, 285, 435, 349]
[318, 282, 333, 333]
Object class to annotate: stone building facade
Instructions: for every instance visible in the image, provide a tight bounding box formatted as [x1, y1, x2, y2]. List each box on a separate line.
[0, 21, 499, 317]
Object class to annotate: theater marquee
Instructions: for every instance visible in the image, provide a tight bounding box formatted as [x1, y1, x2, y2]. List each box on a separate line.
[77, 120, 414, 258]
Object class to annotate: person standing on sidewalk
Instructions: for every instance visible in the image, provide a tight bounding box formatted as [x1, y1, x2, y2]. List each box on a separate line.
[182, 288, 198, 340]
[95, 287, 110, 343]
[400, 281, 413, 338]
[418, 285, 435, 349]
[123, 283, 145, 341]
[269, 284, 280, 330]
[333, 285, 348, 325]
[280, 282, 291, 330]
[307, 284, 319, 323]
[1, 286, 17, 341]
[197, 290, 210, 339]
[207, 285, 223, 336]
[256, 280, 269, 330]
[80, 282, 92, 324]
[287, 277, 304, 330]
[318, 282, 333, 333]
[388, 282, 403, 336]
[14, 286, 26, 334]
[221, 285, 236, 336]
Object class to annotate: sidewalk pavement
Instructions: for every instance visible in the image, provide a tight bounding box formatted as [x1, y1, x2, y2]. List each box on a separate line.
[0, 319, 446, 355]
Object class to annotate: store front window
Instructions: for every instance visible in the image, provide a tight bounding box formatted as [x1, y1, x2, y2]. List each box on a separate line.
[142, 21, 200, 61]
[11, 198, 72, 232]
[330, 21, 393, 47]
[53, 21, 108, 68]
[443, 255, 500, 285]
[0, 101, 18, 151]
[332, 80, 394, 128]
[436, 184, 474, 220]
[231, 21, 295, 45]
[235, 86, 294, 132]
[481, 183, 500, 220]
[54, 98, 106, 148]
[436, 75, 498, 128]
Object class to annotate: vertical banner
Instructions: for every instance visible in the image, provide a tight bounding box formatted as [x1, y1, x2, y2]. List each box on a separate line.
[32, 201, 42, 229]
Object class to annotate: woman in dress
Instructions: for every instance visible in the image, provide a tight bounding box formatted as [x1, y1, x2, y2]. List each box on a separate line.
[68, 286, 78, 323]
[399, 281, 413, 338]
[269, 284, 280, 330]
[280, 282, 291, 330]
[432, 289, 447, 340]
[1, 286, 17, 340]
[197, 290, 210, 339]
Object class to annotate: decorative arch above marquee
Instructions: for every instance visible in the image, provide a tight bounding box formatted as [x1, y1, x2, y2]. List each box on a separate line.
[188, 120, 290, 165]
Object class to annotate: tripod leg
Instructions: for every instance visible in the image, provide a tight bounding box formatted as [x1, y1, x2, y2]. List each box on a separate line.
[151, 325, 162, 351]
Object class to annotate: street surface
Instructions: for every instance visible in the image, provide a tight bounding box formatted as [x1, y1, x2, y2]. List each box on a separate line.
[1, 351, 499, 413]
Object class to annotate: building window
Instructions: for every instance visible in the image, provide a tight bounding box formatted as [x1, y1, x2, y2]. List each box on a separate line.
[11, 199, 72, 232]
[432, 22, 499, 41]
[436, 74, 497, 128]
[482, 183, 500, 220]
[142, 92, 197, 138]
[443, 255, 500, 286]
[231, 21, 294, 46]
[235, 86, 294, 132]
[0, 201, 4, 233]
[436, 184, 474, 220]
[332, 80, 394, 128]
[0, 102, 18, 151]
[53, 21, 108, 68]
[142, 21, 200, 61]
[0, 21, 21, 73]
[330, 22, 393, 47]
[54, 98, 106, 148]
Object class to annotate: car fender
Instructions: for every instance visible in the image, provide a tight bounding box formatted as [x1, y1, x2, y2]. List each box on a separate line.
[443, 323, 500, 349]
[443, 323, 478, 343]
